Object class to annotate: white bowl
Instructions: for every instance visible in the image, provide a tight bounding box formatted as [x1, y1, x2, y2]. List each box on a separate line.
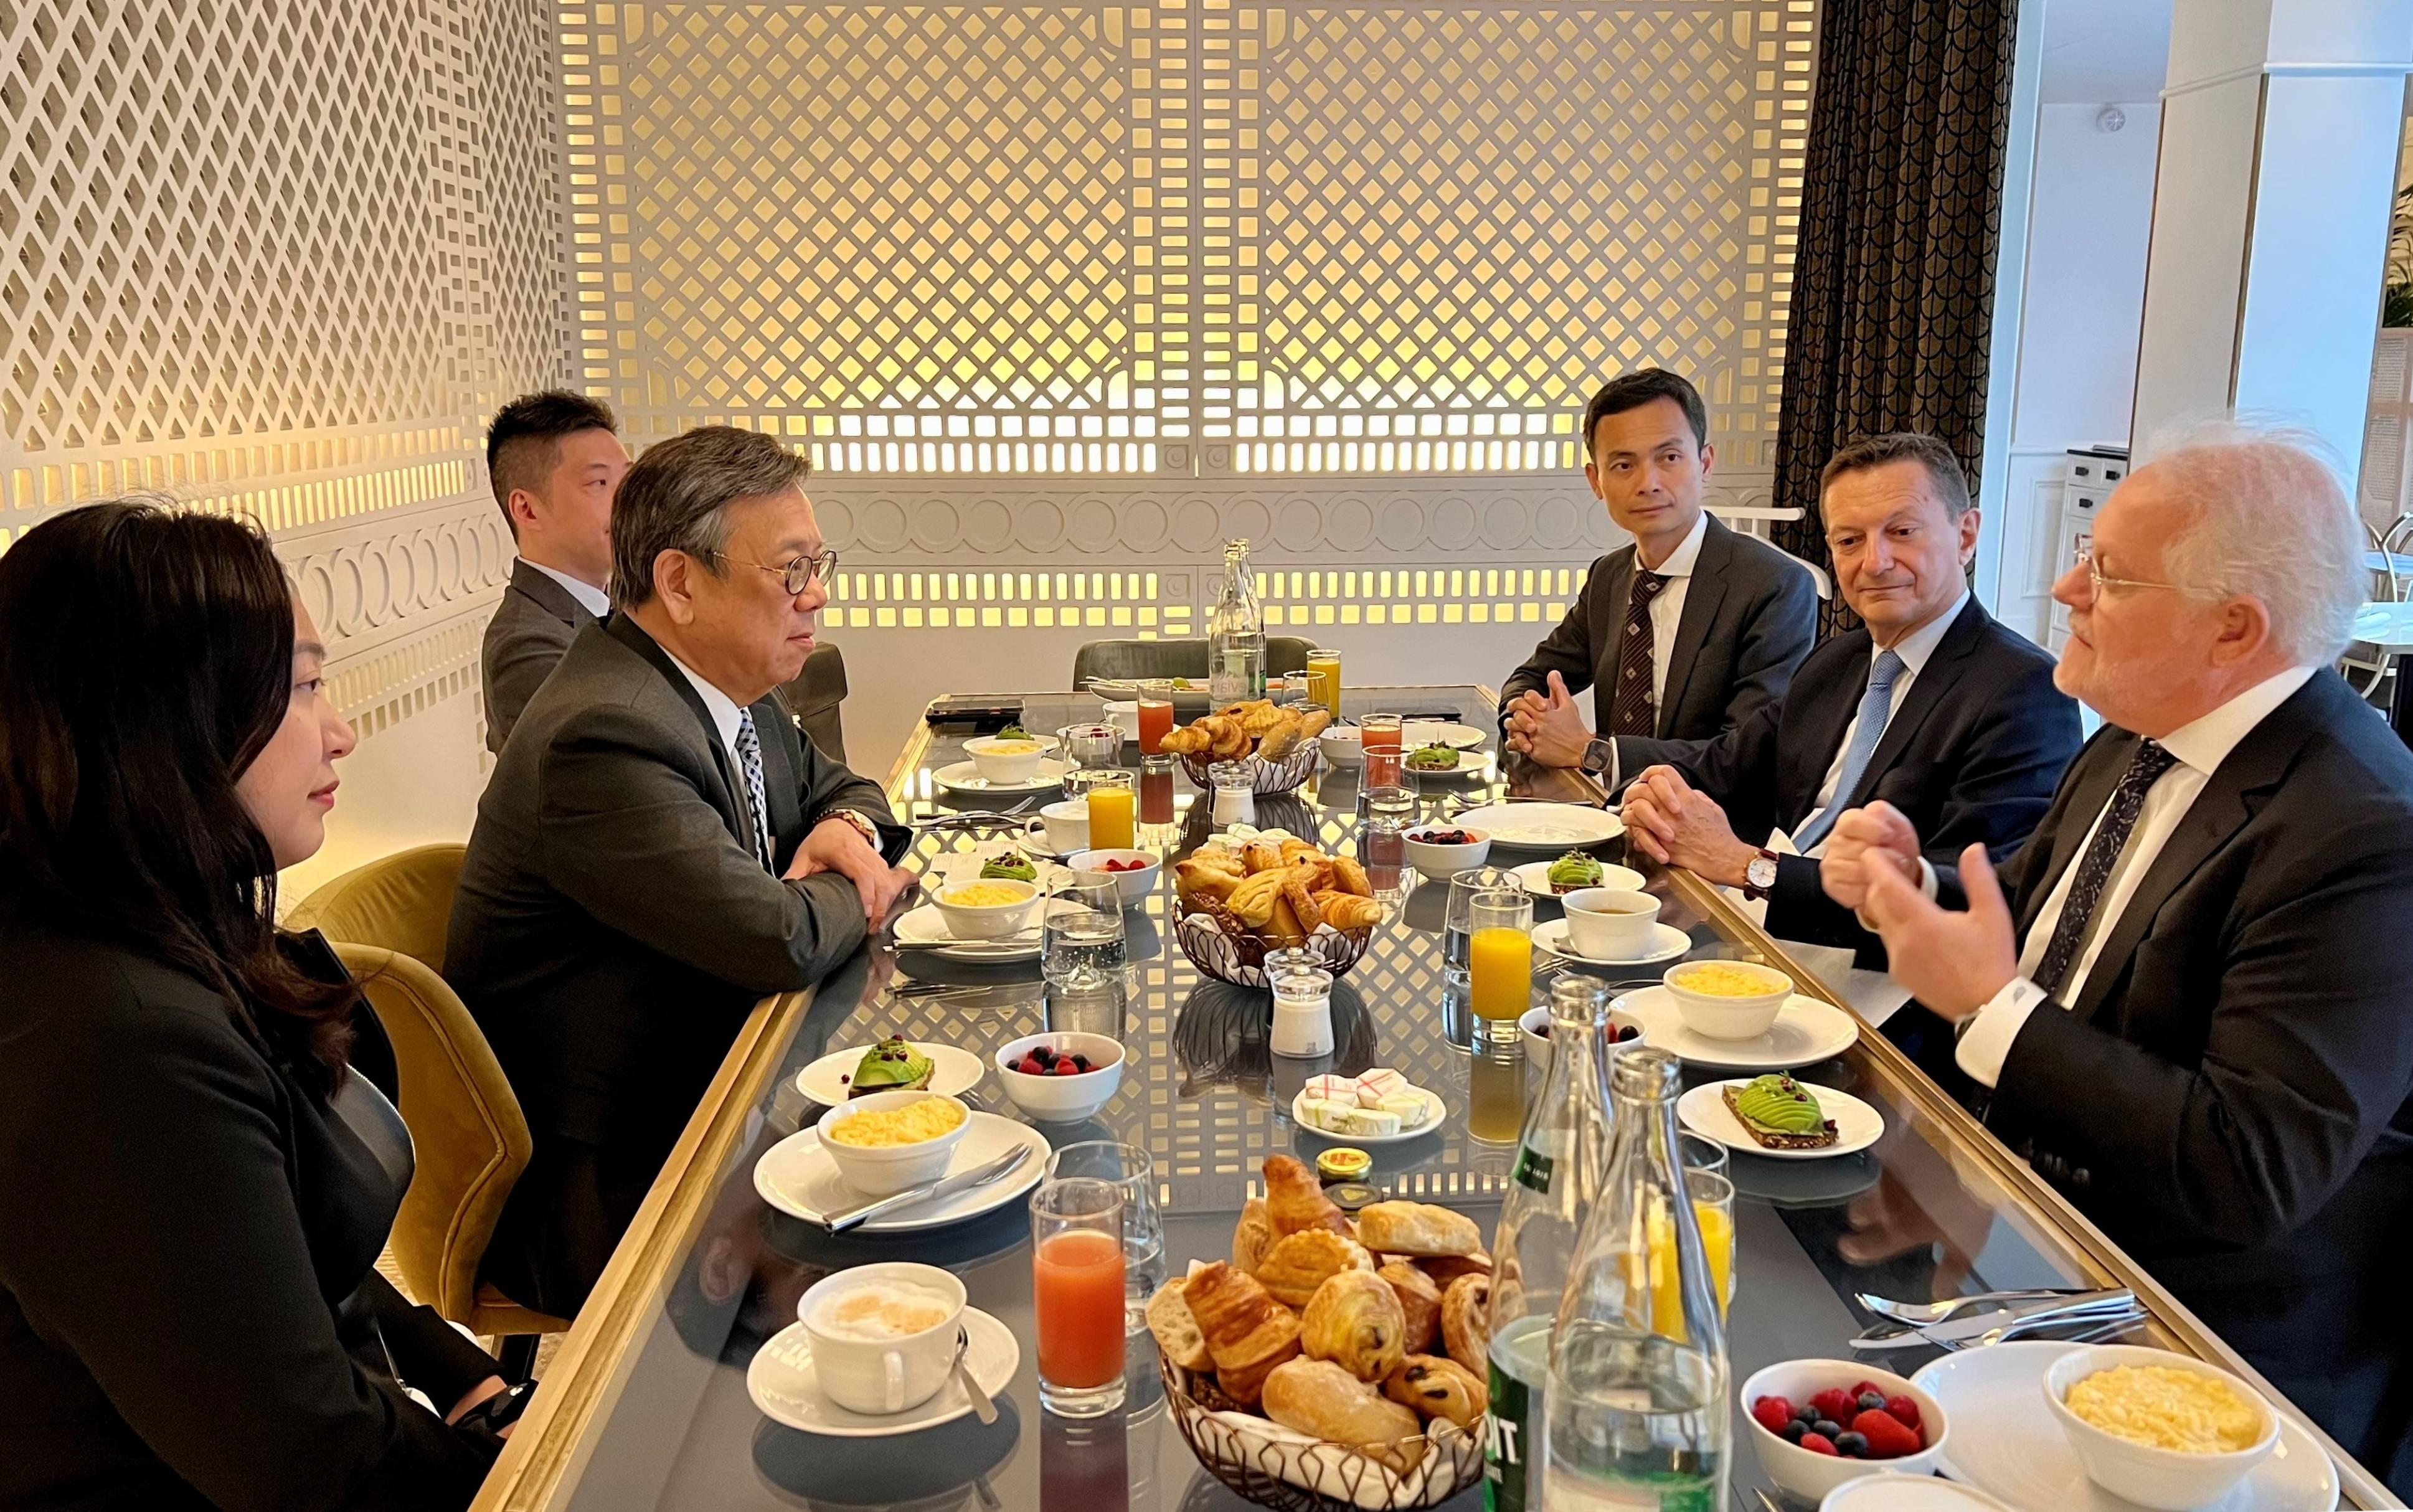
[963, 734, 1057, 783]
[1519, 1003, 1645, 1074]
[1561, 887, 1661, 958]
[928, 877, 1042, 939]
[1663, 960, 1794, 1041]
[815, 1090, 975, 1196]
[1317, 725, 1364, 767]
[1037, 800, 1090, 854]
[1739, 1359, 1950, 1505]
[1067, 848, 1162, 907]
[2041, 1344, 2278, 1510]
[994, 1032, 1126, 1122]
[1401, 825, 1493, 881]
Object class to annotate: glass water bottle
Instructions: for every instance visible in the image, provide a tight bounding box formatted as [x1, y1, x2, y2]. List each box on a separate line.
[1206, 539, 1265, 703]
[1483, 975, 1613, 1512]
[1545, 1047, 1729, 1512]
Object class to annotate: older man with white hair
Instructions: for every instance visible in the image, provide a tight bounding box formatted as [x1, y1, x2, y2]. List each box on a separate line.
[1826, 420, 2413, 1487]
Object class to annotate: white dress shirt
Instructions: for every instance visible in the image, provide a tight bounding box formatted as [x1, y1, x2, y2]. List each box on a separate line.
[662, 649, 746, 778]
[526, 559, 611, 618]
[1601, 511, 1707, 786]
[1953, 664, 2319, 1087]
[1794, 590, 1967, 856]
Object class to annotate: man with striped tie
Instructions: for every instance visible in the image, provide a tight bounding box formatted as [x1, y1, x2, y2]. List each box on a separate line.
[1614, 433, 2079, 965]
[1829, 422, 2413, 1490]
[449, 425, 910, 1318]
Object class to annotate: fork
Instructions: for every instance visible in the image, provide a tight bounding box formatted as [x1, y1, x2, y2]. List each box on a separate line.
[1855, 1287, 2094, 1328]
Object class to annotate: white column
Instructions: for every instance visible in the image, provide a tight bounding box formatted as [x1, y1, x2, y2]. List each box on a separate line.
[2129, 0, 2413, 493]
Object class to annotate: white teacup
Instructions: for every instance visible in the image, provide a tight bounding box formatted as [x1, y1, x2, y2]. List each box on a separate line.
[1038, 800, 1090, 854]
[798, 1262, 968, 1415]
[1561, 887, 1661, 958]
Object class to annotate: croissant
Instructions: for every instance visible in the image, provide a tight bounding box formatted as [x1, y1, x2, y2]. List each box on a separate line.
[1237, 701, 1287, 738]
[1356, 1202, 1482, 1259]
[1440, 1273, 1492, 1376]
[1378, 1261, 1442, 1356]
[1184, 1262, 1303, 1376]
[1234, 1196, 1278, 1275]
[1418, 1249, 1493, 1285]
[1217, 1346, 1298, 1409]
[1257, 1228, 1375, 1310]
[1303, 1269, 1409, 1382]
[1207, 715, 1252, 760]
[1318, 894, 1386, 930]
[1262, 1359, 1428, 1475]
[1331, 855, 1372, 896]
[1159, 722, 1212, 755]
[1175, 858, 1242, 902]
[1384, 1354, 1490, 1429]
[1263, 1154, 1353, 1237]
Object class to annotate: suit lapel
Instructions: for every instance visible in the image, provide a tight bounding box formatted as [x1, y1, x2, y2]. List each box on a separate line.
[1657, 517, 1731, 739]
[511, 559, 593, 628]
[1782, 633, 1868, 828]
[1846, 598, 1987, 811]
[2014, 731, 2135, 938]
[603, 613, 747, 829]
[1592, 547, 1636, 726]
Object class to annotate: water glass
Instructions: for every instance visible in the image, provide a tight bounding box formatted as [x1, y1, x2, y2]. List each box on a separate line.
[1443, 865, 1524, 976]
[1364, 744, 1404, 788]
[1045, 1142, 1166, 1333]
[1044, 874, 1127, 990]
[1032, 1176, 1128, 1418]
[1679, 1131, 1730, 1179]
[1058, 724, 1123, 771]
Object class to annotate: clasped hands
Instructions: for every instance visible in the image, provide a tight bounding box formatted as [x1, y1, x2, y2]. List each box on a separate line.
[1618, 766, 1760, 887]
[1819, 801, 2018, 1020]
[1503, 670, 1596, 768]
[785, 815, 914, 930]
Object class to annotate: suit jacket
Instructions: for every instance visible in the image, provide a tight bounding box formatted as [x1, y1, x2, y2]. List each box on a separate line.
[481, 559, 597, 755]
[1617, 597, 2079, 963]
[1501, 514, 1817, 743]
[1933, 673, 2413, 1437]
[448, 613, 907, 1313]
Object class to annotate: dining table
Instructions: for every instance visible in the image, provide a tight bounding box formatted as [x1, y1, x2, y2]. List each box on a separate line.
[466, 684, 2393, 1512]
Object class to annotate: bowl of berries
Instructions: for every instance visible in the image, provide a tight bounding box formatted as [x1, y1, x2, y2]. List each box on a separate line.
[1739, 1361, 1948, 1503]
[994, 1032, 1126, 1123]
[1067, 848, 1163, 907]
[1519, 1003, 1645, 1077]
[1400, 825, 1493, 881]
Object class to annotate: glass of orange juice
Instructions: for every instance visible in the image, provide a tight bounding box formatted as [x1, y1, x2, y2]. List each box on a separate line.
[1466, 889, 1534, 1041]
[1032, 1176, 1127, 1417]
[1306, 648, 1342, 716]
[1647, 1168, 1736, 1342]
[1135, 679, 1174, 755]
[1083, 770, 1136, 851]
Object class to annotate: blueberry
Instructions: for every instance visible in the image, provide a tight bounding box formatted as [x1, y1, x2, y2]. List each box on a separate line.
[1856, 1391, 1886, 1412]
[1781, 1421, 1806, 1443]
[1811, 1420, 1842, 1440]
[1834, 1432, 1868, 1457]
[1793, 1403, 1818, 1424]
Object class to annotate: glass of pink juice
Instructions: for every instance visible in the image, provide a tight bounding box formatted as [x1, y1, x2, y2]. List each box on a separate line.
[1032, 1177, 1126, 1417]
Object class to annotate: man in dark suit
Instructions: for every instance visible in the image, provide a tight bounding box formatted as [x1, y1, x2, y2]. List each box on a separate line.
[1504, 368, 1816, 775]
[1831, 425, 2413, 1490]
[479, 391, 630, 753]
[449, 425, 912, 1318]
[1617, 433, 2079, 962]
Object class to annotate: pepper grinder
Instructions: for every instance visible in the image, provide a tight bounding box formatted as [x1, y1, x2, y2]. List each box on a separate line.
[1268, 963, 1336, 1059]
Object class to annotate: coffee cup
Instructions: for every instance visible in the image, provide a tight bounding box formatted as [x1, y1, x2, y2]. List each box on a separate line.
[1561, 887, 1661, 959]
[1037, 800, 1091, 854]
[797, 1262, 968, 1415]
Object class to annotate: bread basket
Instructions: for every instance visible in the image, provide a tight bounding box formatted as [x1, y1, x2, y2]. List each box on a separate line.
[1181, 739, 1321, 795]
[1174, 902, 1376, 986]
[1159, 1354, 1486, 1512]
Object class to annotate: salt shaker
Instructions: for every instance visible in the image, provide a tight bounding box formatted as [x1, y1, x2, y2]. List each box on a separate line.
[1268, 963, 1336, 1059]
[1209, 760, 1256, 828]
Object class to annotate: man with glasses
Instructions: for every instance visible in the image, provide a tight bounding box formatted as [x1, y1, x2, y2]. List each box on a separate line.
[450, 425, 910, 1318]
[1823, 422, 2413, 1490]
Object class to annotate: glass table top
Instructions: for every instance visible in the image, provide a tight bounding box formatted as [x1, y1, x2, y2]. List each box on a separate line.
[495, 686, 2372, 1512]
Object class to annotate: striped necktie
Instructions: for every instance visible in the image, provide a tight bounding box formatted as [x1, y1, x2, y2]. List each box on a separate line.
[734, 707, 773, 872]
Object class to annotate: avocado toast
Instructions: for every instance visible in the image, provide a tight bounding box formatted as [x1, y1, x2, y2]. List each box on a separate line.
[1721, 1074, 1838, 1151]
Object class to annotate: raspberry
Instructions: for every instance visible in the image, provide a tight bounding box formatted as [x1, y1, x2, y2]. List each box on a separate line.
[1810, 1387, 1860, 1425]
[1884, 1395, 1922, 1432]
[1849, 1380, 1885, 1400]
[1798, 1433, 1838, 1457]
[1851, 1409, 1924, 1460]
[1052, 1059, 1080, 1075]
[1750, 1397, 1794, 1436]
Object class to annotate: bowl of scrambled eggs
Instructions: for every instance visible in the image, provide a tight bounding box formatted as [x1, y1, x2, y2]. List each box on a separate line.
[2044, 1345, 2278, 1510]
[1663, 960, 1794, 1041]
[816, 1091, 975, 1195]
[930, 877, 1042, 939]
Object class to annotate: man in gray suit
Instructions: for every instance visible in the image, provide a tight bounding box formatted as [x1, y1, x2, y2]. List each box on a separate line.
[479, 391, 630, 753]
[1503, 369, 1816, 785]
[449, 425, 912, 1318]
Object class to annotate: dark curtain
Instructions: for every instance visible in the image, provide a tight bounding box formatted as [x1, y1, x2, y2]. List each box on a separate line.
[1772, 0, 2021, 636]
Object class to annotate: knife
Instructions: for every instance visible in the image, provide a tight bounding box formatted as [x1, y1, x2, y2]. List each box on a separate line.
[1851, 1288, 2138, 1349]
[819, 1144, 1034, 1235]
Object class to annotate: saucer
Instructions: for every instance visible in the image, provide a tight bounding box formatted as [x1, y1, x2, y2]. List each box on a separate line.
[932, 758, 1068, 794]
[1288, 1084, 1446, 1146]
[748, 1305, 1020, 1437]
[795, 1041, 988, 1107]
[1532, 919, 1691, 967]
[1513, 859, 1646, 899]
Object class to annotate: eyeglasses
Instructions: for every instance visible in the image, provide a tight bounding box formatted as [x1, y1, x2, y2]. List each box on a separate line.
[707, 548, 840, 596]
[2072, 544, 2176, 597]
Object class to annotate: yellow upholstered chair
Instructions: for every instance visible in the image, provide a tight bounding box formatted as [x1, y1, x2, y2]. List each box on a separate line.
[290, 846, 569, 1353]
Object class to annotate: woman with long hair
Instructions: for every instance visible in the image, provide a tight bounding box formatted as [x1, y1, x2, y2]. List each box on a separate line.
[0, 501, 520, 1511]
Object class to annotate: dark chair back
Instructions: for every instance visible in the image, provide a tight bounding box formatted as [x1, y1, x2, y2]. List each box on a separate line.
[1071, 636, 1315, 691]
[777, 641, 849, 764]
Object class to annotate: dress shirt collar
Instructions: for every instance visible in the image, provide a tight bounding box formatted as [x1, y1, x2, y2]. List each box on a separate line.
[1872, 588, 1968, 677]
[661, 647, 746, 755]
[524, 559, 612, 618]
[2155, 664, 2319, 778]
[1639, 509, 1710, 580]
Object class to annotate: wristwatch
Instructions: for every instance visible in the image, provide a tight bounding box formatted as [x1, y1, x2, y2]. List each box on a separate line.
[453, 1379, 535, 1443]
[816, 808, 881, 848]
[1742, 847, 1781, 902]
[1579, 737, 1613, 777]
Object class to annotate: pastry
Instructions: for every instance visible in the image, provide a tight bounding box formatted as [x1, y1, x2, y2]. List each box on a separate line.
[1722, 1074, 1839, 1151]
[1331, 854, 1372, 896]
[1257, 1228, 1375, 1310]
[1146, 1281, 1212, 1371]
[1263, 1154, 1353, 1237]
[1233, 1196, 1278, 1275]
[1279, 874, 1323, 933]
[1356, 1201, 1482, 1258]
[1302, 1269, 1409, 1382]
[1174, 858, 1241, 902]
[1298, 707, 1334, 740]
[1184, 1262, 1303, 1378]
[1440, 1273, 1491, 1376]
[844, 1036, 933, 1097]
[1265, 895, 1308, 947]
[1236, 701, 1287, 739]
[1257, 711, 1306, 759]
[1217, 1345, 1298, 1409]
[1384, 1354, 1490, 1430]
[1261, 1359, 1428, 1475]
[1379, 1262, 1442, 1355]
[1159, 722, 1211, 755]
[1318, 894, 1385, 930]
[1417, 1249, 1493, 1285]
[1227, 869, 1287, 926]
[1241, 839, 1286, 874]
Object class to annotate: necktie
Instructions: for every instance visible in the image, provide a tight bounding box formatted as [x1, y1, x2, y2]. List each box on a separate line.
[1791, 650, 1907, 853]
[2028, 739, 2179, 999]
[734, 707, 774, 872]
[1607, 570, 1669, 737]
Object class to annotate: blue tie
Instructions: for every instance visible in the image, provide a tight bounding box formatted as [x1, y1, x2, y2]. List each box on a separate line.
[1792, 649, 1906, 853]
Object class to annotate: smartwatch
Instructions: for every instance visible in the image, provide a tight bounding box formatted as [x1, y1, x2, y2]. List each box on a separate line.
[1579, 737, 1613, 777]
[1742, 847, 1781, 902]
[817, 808, 881, 848]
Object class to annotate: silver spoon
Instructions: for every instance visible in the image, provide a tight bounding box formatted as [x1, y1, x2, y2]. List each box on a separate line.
[1854, 1287, 2093, 1328]
[949, 1325, 998, 1425]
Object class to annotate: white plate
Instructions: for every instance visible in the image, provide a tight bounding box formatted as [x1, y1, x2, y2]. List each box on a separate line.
[1288, 1084, 1447, 1145]
[1513, 859, 1647, 897]
[748, 1305, 1021, 1437]
[1401, 749, 1491, 778]
[1615, 985, 1860, 1070]
[1401, 721, 1490, 750]
[932, 758, 1068, 794]
[890, 904, 1042, 961]
[1532, 918, 1692, 966]
[1678, 1077, 1884, 1160]
[753, 1113, 1050, 1231]
[1912, 1342, 2338, 1512]
[1450, 801, 1624, 849]
[795, 1042, 988, 1106]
